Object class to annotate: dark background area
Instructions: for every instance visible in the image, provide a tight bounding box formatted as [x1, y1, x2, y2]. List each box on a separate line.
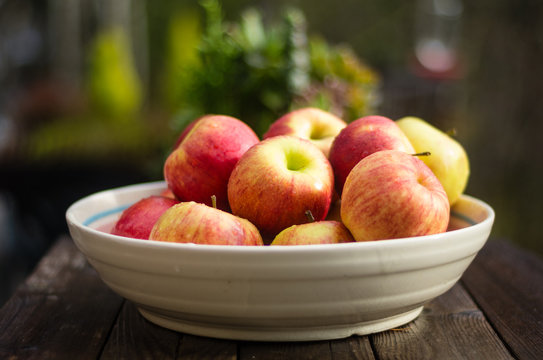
[1, 0, 542, 306]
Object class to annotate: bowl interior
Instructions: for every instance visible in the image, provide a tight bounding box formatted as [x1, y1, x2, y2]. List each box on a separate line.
[67, 181, 494, 243]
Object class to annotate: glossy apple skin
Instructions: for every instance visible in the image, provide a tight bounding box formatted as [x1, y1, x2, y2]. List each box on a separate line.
[164, 115, 259, 211]
[329, 115, 415, 194]
[263, 107, 347, 157]
[111, 196, 179, 240]
[228, 135, 334, 238]
[270, 220, 354, 245]
[341, 150, 450, 241]
[396, 116, 470, 205]
[149, 202, 263, 246]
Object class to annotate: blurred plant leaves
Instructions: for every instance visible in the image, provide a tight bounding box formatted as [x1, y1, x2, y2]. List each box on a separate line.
[165, 0, 380, 137]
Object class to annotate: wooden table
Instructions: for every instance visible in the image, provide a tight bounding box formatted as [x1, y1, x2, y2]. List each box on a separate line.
[1, 236, 542, 359]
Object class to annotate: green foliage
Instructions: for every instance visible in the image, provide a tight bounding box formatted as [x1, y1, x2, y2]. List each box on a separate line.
[168, 0, 380, 137]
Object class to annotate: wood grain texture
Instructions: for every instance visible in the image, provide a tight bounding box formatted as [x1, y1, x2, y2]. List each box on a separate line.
[371, 283, 513, 360]
[177, 334, 237, 360]
[0, 236, 124, 360]
[100, 301, 180, 359]
[462, 238, 543, 360]
[329, 336, 375, 360]
[239, 340, 333, 360]
[1, 237, 542, 360]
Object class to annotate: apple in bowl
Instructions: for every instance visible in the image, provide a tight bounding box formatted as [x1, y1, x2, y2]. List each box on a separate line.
[111, 195, 179, 239]
[263, 107, 347, 157]
[329, 115, 415, 194]
[228, 135, 334, 238]
[396, 116, 470, 205]
[150, 201, 263, 246]
[341, 150, 450, 241]
[270, 220, 354, 245]
[164, 115, 259, 211]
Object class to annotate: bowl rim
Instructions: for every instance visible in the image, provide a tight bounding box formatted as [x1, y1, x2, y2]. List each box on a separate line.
[66, 181, 495, 255]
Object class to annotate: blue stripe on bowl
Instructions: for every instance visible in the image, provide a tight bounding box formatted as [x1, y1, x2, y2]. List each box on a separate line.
[83, 205, 130, 226]
[83, 206, 477, 228]
[450, 210, 476, 226]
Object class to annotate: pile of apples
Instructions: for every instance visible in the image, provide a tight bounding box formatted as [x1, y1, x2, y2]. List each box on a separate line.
[111, 108, 470, 246]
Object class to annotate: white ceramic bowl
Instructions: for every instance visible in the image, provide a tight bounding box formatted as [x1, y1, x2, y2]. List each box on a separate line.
[66, 181, 494, 342]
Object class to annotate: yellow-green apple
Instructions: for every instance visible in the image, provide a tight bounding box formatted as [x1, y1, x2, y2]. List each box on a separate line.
[329, 115, 415, 194]
[396, 116, 470, 205]
[270, 220, 354, 245]
[227, 135, 334, 238]
[111, 196, 179, 239]
[164, 115, 259, 211]
[341, 150, 450, 241]
[263, 107, 347, 157]
[149, 201, 263, 246]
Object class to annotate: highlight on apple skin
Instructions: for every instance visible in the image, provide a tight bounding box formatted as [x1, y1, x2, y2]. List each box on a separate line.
[227, 135, 334, 239]
[111, 195, 180, 240]
[341, 150, 450, 242]
[396, 116, 470, 206]
[149, 201, 264, 246]
[263, 107, 347, 157]
[270, 220, 354, 245]
[329, 115, 415, 195]
[164, 115, 260, 211]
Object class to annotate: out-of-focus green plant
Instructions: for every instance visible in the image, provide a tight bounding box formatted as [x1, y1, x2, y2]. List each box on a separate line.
[162, 9, 202, 110]
[87, 27, 143, 120]
[168, 0, 380, 137]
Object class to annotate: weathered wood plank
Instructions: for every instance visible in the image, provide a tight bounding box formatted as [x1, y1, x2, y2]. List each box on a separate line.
[100, 301, 180, 359]
[371, 283, 513, 360]
[329, 336, 376, 360]
[461, 238, 543, 360]
[239, 340, 333, 360]
[238, 335, 375, 360]
[177, 334, 237, 360]
[0, 236, 124, 360]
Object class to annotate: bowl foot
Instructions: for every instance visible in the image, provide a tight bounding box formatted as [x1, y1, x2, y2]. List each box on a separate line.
[137, 306, 423, 342]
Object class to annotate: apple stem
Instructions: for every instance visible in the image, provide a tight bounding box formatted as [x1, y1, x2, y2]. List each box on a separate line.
[411, 151, 431, 157]
[305, 210, 315, 223]
[446, 128, 457, 137]
[211, 195, 217, 209]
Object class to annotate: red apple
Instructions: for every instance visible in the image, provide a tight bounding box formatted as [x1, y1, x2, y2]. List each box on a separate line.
[263, 107, 347, 157]
[164, 115, 259, 211]
[111, 195, 179, 240]
[171, 115, 204, 150]
[340, 150, 450, 241]
[270, 220, 354, 245]
[159, 188, 177, 200]
[149, 201, 263, 246]
[227, 135, 334, 238]
[329, 115, 415, 194]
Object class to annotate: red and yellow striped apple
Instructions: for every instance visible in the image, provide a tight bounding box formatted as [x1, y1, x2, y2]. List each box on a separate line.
[270, 220, 354, 245]
[228, 135, 334, 238]
[329, 115, 415, 194]
[149, 201, 263, 246]
[263, 107, 347, 157]
[341, 150, 450, 241]
[164, 115, 259, 211]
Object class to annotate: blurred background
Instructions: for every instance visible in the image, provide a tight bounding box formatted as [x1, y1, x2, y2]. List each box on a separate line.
[1, 0, 542, 305]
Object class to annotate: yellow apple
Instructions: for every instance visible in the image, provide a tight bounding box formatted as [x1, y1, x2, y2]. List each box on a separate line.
[396, 116, 470, 205]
